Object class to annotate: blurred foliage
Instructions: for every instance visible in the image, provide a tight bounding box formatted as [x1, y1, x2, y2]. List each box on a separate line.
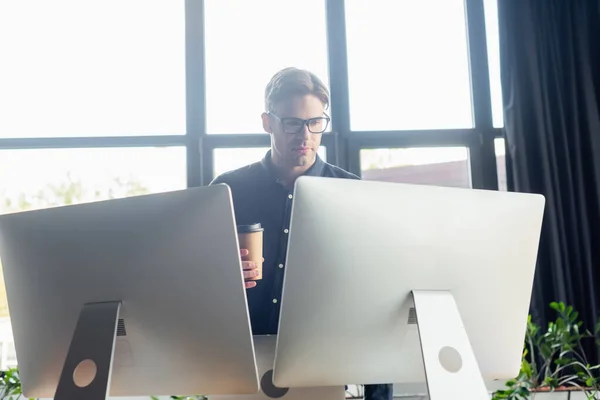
[493, 302, 600, 399]
[0, 368, 32, 400]
[1, 171, 149, 213]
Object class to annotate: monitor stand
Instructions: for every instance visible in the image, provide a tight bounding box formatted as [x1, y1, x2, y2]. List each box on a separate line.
[54, 301, 121, 400]
[411, 290, 489, 400]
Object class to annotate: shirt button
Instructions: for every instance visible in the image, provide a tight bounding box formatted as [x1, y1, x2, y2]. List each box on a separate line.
[283, 229, 289, 234]
[278, 264, 284, 269]
[273, 299, 278, 304]
[288, 194, 293, 199]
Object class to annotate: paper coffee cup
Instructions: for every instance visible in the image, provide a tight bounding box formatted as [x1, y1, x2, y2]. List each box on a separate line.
[237, 223, 264, 280]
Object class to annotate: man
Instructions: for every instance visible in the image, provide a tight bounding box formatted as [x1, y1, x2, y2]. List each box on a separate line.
[210, 67, 393, 400]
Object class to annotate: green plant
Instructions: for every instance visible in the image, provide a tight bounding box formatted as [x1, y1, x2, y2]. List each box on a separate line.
[0, 368, 33, 400]
[493, 302, 600, 399]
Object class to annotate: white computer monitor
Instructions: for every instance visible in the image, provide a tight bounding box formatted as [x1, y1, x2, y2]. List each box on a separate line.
[0, 185, 259, 399]
[273, 176, 545, 400]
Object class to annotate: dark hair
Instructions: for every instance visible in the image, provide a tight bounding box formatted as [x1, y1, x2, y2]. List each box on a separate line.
[264, 67, 330, 112]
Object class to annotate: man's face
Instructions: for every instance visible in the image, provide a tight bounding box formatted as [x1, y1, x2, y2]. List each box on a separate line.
[262, 94, 327, 168]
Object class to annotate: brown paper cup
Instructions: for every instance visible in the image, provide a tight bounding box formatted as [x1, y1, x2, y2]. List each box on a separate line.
[237, 223, 264, 280]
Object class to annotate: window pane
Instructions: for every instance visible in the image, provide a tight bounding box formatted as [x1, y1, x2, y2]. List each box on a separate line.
[484, 0, 503, 128]
[204, 0, 329, 134]
[0, 1, 185, 138]
[213, 147, 327, 179]
[495, 138, 507, 191]
[360, 147, 471, 188]
[346, 0, 472, 131]
[0, 147, 186, 214]
[0, 321, 15, 369]
[0, 147, 186, 365]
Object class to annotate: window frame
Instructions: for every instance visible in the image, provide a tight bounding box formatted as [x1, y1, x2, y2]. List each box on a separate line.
[0, 0, 504, 191]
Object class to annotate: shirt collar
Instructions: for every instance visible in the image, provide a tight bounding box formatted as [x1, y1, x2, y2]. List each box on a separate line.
[260, 149, 326, 183]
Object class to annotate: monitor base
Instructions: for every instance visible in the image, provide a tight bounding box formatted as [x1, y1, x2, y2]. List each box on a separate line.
[412, 290, 488, 400]
[54, 301, 121, 400]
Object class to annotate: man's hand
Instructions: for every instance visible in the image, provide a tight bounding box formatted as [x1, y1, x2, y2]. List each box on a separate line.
[240, 249, 262, 289]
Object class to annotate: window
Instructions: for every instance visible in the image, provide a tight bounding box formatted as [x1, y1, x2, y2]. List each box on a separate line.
[0, 146, 186, 365]
[0, 320, 15, 370]
[0, 1, 185, 138]
[495, 138, 507, 191]
[204, 0, 329, 134]
[213, 147, 327, 179]
[345, 0, 472, 131]
[484, 0, 503, 127]
[360, 147, 471, 188]
[0, 147, 186, 214]
[213, 147, 270, 179]
[0, 339, 17, 370]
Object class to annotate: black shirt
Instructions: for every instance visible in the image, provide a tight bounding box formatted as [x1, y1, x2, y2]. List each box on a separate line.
[210, 150, 359, 335]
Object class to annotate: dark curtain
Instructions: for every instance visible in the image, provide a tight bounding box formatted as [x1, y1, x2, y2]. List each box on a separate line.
[498, 0, 600, 362]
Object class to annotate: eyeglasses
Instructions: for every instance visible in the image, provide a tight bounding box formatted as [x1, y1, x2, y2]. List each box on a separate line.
[268, 112, 331, 134]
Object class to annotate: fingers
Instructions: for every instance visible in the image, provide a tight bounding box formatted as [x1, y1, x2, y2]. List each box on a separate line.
[243, 269, 259, 280]
[242, 261, 257, 271]
[240, 254, 260, 290]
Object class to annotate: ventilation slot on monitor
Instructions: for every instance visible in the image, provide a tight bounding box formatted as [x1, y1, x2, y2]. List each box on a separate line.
[408, 307, 417, 325]
[117, 318, 127, 337]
